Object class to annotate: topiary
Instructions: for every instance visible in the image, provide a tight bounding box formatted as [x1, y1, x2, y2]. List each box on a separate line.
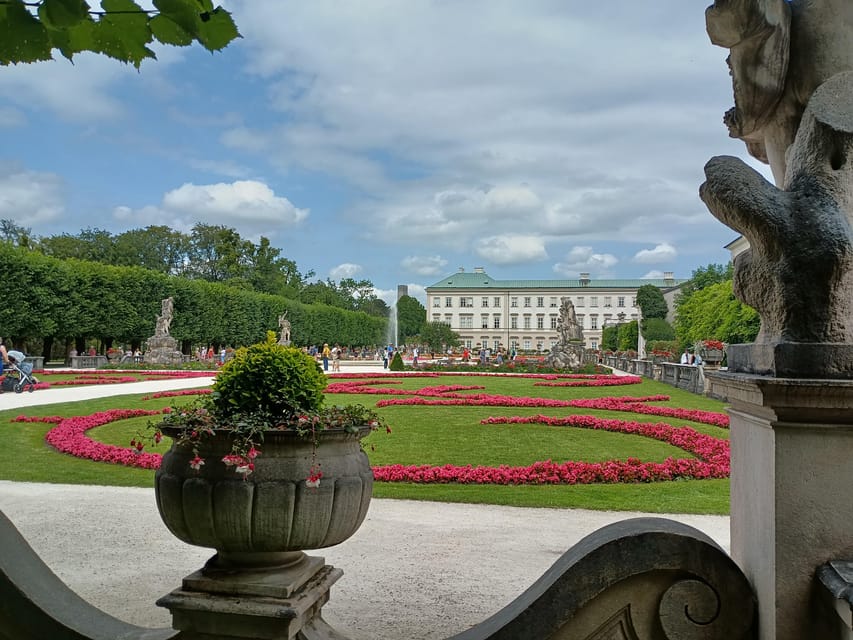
[388, 351, 405, 371]
[212, 332, 327, 422]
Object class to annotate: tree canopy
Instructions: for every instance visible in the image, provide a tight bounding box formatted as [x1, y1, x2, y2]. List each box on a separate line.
[0, 0, 239, 67]
[395, 295, 426, 342]
[636, 284, 668, 320]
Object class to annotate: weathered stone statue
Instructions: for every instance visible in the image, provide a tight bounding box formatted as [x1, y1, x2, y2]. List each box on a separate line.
[278, 311, 292, 346]
[154, 296, 174, 337]
[702, 0, 853, 376]
[144, 296, 182, 365]
[545, 297, 585, 369]
[704, 4, 853, 639]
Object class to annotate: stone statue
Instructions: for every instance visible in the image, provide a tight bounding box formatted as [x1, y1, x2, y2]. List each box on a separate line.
[278, 311, 292, 346]
[701, 0, 853, 375]
[154, 297, 174, 337]
[545, 297, 585, 369]
[557, 297, 584, 343]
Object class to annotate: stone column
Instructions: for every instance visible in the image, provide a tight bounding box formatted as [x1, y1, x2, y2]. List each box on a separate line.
[707, 364, 853, 640]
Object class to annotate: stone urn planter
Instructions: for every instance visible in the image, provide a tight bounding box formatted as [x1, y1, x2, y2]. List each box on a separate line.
[155, 424, 374, 596]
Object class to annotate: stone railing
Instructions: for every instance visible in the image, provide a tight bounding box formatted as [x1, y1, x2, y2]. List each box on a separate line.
[22, 356, 44, 370]
[69, 355, 108, 369]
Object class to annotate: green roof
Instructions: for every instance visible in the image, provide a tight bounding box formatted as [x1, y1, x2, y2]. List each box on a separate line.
[426, 270, 686, 290]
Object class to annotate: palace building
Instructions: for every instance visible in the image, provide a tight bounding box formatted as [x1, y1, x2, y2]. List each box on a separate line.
[424, 267, 686, 352]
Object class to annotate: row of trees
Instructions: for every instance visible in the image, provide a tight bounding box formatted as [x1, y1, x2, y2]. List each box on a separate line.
[600, 264, 760, 354]
[0, 220, 390, 318]
[0, 244, 385, 359]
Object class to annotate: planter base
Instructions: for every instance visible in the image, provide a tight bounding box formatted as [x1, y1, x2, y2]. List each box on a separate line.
[158, 560, 344, 639]
[188, 551, 326, 598]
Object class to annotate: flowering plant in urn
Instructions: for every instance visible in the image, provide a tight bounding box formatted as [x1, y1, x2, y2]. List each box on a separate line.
[151, 333, 386, 574]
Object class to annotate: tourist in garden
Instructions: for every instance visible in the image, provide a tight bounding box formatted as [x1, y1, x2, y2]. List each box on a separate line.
[680, 348, 691, 365]
[322, 343, 330, 371]
[412, 346, 419, 367]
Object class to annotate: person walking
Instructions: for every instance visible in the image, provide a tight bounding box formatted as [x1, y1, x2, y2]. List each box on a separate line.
[322, 343, 331, 371]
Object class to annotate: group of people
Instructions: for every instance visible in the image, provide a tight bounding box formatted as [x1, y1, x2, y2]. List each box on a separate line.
[680, 348, 703, 366]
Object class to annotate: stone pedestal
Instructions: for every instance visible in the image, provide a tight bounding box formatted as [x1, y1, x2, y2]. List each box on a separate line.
[157, 557, 346, 640]
[144, 335, 183, 366]
[706, 369, 853, 640]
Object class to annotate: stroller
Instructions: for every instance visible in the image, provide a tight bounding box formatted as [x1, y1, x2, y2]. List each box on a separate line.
[2, 350, 38, 393]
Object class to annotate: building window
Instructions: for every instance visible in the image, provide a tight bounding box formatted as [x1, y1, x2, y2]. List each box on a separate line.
[460, 297, 473, 308]
[577, 314, 585, 328]
[494, 297, 501, 308]
[591, 340, 598, 349]
[493, 339, 500, 352]
[460, 315, 473, 329]
[445, 297, 453, 307]
[577, 296, 584, 307]
[511, 297, 518, 308]
[550, 315, 557, 329]
[523, 297, 531, 307]
[481, 297, 489, 308]
[493, 316, 500, 329]
[537, 316, 544, 329]
[523, 316, 531, 329]
[433, 298, 440, 307]
[432, 314, 440, 322]
[511, 315, 518, 329]
[444, 314, 452, 324]
[523, 339, 531, 350]
[536, 341, 544, 351]
[617, 296, 626, 308]
[590, 296, 598, 307]
[481, 314, 489, 329]
[631, 297, 637, 307]
[550, 297, 558, 307]
[536, 296, 544, 308]
[590, 316, 598, 329]
[465, 339, 472, 348]
[604, 296, 612, 308]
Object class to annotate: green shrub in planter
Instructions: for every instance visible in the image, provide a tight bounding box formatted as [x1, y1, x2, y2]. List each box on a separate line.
[213, 332, 327, 421]
[388, 351, 405, 371]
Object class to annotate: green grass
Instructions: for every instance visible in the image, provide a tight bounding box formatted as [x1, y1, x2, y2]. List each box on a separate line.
[0, 375, 731, 514]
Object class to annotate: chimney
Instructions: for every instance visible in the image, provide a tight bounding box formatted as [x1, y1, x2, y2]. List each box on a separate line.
[579, 272, 590, 286]
[458, 266, 465, 272]
[473, 267, 485, 274]
[663, 271, 674, 284]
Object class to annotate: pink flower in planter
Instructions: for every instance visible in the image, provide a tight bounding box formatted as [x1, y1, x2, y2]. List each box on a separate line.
[189, 455, 205, 470]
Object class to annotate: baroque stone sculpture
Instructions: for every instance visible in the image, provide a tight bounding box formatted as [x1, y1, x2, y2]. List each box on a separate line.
[144, 296, 183, 366]
[278, 311, 292, 346]
[701, 0, 853, 377]
[545, 297, 585, 369]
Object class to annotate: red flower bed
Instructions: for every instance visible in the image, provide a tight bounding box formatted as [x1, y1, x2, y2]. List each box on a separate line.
[41, 409, 164, 469]
[534, 375, 642, 387]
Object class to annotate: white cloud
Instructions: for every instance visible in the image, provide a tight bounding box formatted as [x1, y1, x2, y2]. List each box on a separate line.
[329, 263, 362, 279]
[474, 235, 548, 265]
[401, 255, 448, 276]
[552, 246, 619, 277]
[633, 243, 677, 264]
[642, 270, 666, 279]
[0, 164, 65, 225]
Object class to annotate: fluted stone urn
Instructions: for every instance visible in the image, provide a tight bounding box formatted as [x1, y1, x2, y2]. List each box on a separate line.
[155, 424, 374, 597]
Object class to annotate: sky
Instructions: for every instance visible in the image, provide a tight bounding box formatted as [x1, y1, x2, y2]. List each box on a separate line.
[0, 1, 773, 305]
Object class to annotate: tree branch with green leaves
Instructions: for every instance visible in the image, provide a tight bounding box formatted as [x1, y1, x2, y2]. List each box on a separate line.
[0, 0, 239, 67]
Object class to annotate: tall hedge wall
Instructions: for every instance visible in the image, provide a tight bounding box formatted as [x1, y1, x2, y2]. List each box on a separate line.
[0, 245, 385, 356]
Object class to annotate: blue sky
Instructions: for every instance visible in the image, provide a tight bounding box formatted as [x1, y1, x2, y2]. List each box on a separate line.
[0, 1, 772, 304]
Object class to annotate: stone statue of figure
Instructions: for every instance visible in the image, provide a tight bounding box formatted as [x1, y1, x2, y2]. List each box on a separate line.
[701, 0, 853, 350]
[278, 311, 292, 346]
[155, 296, 174, 337]
[557, 298, 584, 343]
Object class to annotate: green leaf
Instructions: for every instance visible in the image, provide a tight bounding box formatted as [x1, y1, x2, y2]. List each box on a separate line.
[91, 0, 155, 67]
[48, 18, 97, 61]
[195, 6, 239, 51]
[153, 0, 201, 39]
[149, 14, 192, 46]
[38, 0, 90, 29]
[0, 1, 53, 65]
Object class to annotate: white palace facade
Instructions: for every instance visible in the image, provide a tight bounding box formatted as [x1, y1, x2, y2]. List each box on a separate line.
[424, 267, 686, 352]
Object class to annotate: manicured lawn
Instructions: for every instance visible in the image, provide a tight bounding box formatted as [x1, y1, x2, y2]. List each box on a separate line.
[0, 374, 731, 514]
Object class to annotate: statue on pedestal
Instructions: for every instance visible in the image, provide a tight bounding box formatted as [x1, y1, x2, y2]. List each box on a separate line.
[278, 311, 292, 346]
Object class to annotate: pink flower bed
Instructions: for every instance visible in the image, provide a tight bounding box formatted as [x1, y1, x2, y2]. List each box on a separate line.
[39, 409, 165, 469]
[19, 372, 730, 485]
[534, 375, 642, 387]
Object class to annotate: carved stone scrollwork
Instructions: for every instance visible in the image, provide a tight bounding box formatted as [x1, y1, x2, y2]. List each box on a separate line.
[447, 518, 756, 640]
